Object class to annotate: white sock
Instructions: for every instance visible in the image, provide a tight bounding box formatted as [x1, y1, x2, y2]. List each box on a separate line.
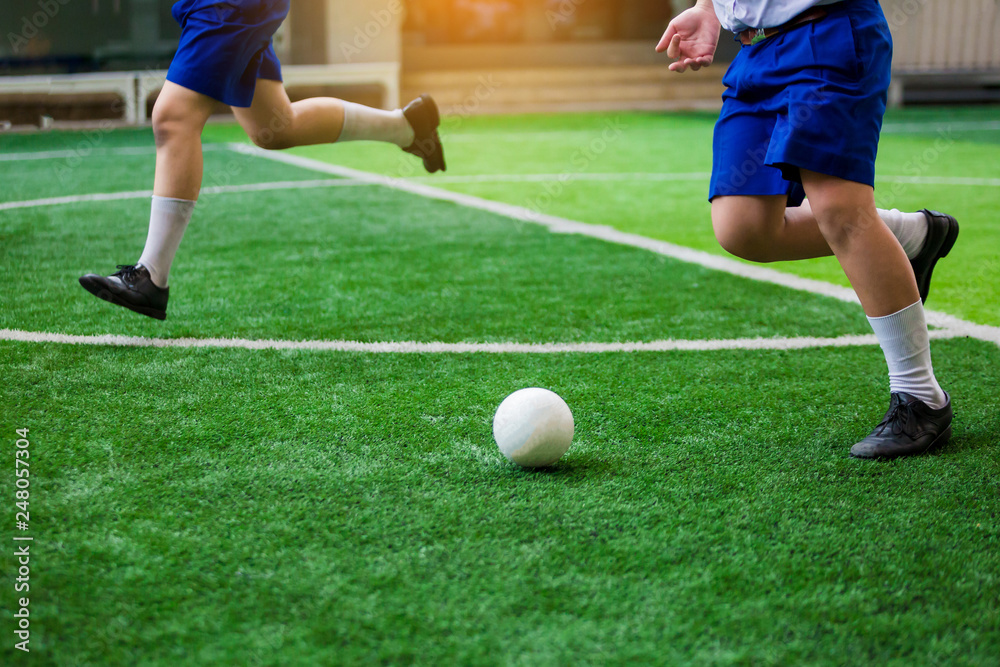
[337, 102, 414, 148]
[867, 300, 947, 409]
[878, 208, 928, 259]
[137, 195, 195, 288]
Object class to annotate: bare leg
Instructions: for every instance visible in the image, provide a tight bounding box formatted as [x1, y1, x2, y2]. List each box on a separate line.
[711, 195, 833, 263]
[152, 81, 216, 200]
[230, 80, 345, 148]
[799, 170, 919, 317]
[78, 81, 213, 313]
[230, 79, 413, 150]
[712, 194, 934, 267]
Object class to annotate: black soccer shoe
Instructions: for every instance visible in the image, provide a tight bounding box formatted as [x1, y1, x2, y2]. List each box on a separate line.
[79, 264, 168, 320]
[850, 392, 952, 459]
[402, 94, 446, 173]
[910, 210, 959, 304]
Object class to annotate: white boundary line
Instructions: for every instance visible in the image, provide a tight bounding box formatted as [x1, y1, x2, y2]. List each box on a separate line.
[231, 144, 1000, 349]
[2, 143, 997, 351]
[0, 328, 971, 353]
[0, 144, 229, 162]
[0, 179, 365, 211]
[3, 170, 995, 212]
[0, 117, 994, 162]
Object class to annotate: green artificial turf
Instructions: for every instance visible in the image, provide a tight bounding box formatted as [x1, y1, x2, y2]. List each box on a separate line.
[1, 339, 998, 666]
[1, 109, 999, 665]
[1, 148, 326, 204]
[1, 172, 874, 342]
[211, 107, 1000, 327]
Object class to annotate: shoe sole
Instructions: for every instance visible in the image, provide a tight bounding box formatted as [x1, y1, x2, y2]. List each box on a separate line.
[79, 276, 167, 320]
[915, 211, 959, 304]
[849, 425, 952, 460]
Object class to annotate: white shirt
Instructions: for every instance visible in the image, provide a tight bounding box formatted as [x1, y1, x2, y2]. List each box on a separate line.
[712, 0, 842, 32]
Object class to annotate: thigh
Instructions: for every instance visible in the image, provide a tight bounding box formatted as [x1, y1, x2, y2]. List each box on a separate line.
[152, 80, 216, 127]
[711, 194, 788, 235]
[231, 79, 294, 142]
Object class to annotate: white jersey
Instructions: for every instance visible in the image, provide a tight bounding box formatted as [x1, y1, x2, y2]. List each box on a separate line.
[712, 0, 843, 32]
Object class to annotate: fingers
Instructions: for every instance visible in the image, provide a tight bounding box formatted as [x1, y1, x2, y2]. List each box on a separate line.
[668, 56, 714, 73]
[655, 24, 677, 53]
[666, 34, 682, 59]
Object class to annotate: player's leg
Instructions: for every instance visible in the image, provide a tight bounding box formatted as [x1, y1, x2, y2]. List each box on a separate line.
[712, 196, 957, 302]
[710, 195, 831, 262]
[232, 78, 445, 173]
[801, 169, 951, 458]
[151, 81, 216, 200]
[79, 82, 215, 320]
[801, 173, 920, 315]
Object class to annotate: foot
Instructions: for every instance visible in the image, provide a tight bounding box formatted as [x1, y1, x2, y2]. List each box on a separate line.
[79, 264, 169, 320]
[850, 392, 952, 459]
[911, 210, 959, 304]
[402, 94, 446, 173]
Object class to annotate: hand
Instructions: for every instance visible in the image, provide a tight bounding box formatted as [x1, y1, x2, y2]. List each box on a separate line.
[655, 4, 722, 73]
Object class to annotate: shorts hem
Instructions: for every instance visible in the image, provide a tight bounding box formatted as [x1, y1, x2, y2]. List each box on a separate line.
[768, 146, 876, 189]
[166, 68, 253, 108]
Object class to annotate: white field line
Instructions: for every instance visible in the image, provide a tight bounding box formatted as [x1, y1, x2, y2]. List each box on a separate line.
[0, 328, 971, 353]
[0, 144, 229, 162]
[406, 172, 1000, 188]
[0, 179, 365, 211]
[232, 144, 1000, 348]
[0, 119, 993, 161]
[3, 144, 996, 351]
[4, 170, 994, 212]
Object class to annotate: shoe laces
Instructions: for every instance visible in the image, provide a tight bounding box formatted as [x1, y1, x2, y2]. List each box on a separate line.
[875, 397, 919, 437]
[113, 264, 141, 281]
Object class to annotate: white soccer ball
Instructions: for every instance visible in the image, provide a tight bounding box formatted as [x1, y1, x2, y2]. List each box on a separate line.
[492, 388, 574, 467]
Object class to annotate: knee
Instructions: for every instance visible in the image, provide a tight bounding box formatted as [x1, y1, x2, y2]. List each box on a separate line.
[811, 200, 873, 248]
[711, 207, 777, 263]
[151, 100, 200, 149]
[248, 126, 292, 151]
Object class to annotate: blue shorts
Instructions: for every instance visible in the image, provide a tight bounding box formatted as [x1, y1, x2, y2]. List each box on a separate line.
[166, 0, 291, 108]
[708, 0, 893, 206]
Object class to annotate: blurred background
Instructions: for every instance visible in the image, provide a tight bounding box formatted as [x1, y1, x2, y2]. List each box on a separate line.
[1, 0, 998, 127]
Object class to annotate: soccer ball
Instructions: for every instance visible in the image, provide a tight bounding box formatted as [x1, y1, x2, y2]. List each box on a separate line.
[492, 388, 574, 467]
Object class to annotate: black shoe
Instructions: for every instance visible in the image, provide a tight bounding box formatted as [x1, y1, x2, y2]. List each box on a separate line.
[402, 94, 446, 173]
[79, 264, 168, 320]
[910, 210, 959, 304]
[850, 392, 952, 459]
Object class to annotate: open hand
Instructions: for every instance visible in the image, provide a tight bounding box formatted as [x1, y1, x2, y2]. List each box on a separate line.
[655, 5, 722, 73]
